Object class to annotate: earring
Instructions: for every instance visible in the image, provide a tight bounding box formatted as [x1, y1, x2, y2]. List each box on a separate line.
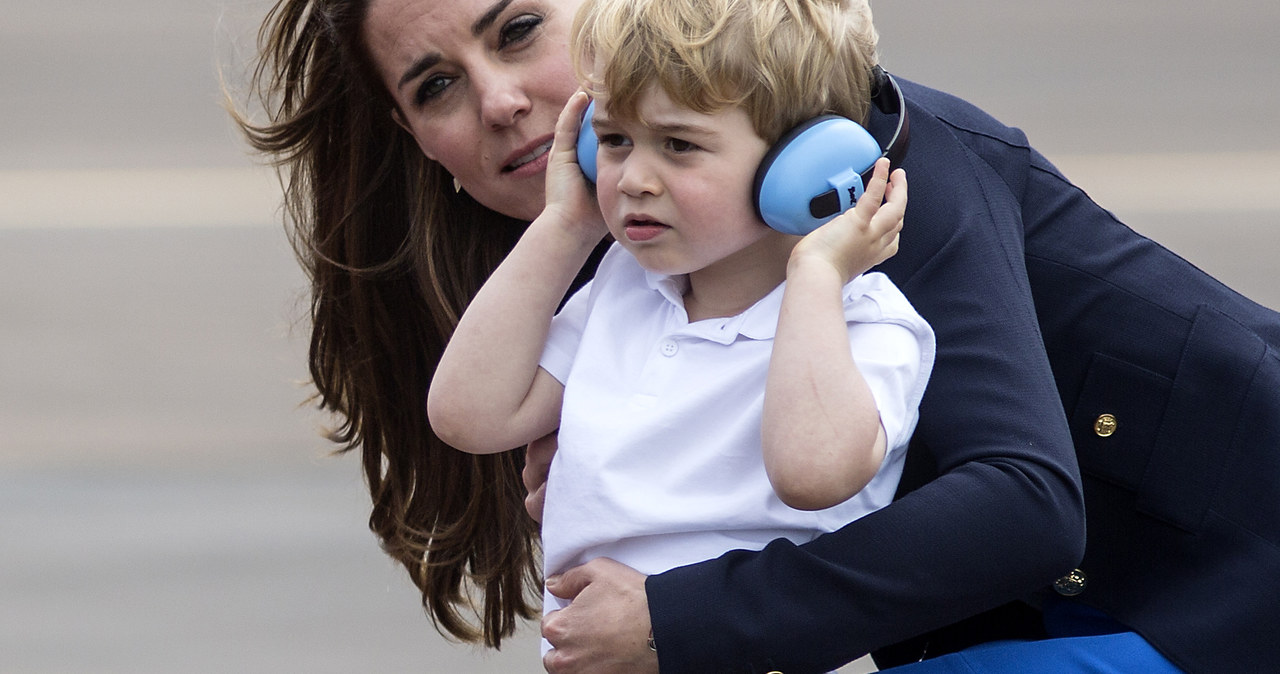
[452, 177, 462, 193]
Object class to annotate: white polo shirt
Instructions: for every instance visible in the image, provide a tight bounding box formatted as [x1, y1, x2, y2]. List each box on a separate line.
[539, 243, 934, 616]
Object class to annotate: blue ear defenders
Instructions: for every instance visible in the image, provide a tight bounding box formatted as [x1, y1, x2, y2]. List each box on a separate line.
[753, 66, 910, 235]
[576, 99, 600, 185]
[576, 66, 909, 236]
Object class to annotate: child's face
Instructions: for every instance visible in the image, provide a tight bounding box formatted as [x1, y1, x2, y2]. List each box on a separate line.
[591, 86, 777, 277]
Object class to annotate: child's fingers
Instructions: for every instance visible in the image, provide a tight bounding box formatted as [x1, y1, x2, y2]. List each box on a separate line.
[873, 231, 901, 267]
[798, 160, 905, 279]
[884, 168, 907, 209]
[854, 157, 893, 215]
[874, 168, 908, 226]
[552, 91, 592, 162]
[546, 91, 599, 211]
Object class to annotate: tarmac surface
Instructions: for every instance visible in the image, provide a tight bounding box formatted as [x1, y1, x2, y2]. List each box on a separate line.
[2, 1, 1277, 672]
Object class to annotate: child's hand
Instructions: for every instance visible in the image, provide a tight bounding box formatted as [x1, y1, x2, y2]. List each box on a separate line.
[789, 157, 906, 283]
[540, 91, 608, 243]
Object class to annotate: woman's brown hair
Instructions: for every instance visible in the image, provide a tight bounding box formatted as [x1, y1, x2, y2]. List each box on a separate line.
[227, 0, 539, 648]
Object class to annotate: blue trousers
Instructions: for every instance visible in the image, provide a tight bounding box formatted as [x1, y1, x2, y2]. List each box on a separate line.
[879, 603, 1183, 673]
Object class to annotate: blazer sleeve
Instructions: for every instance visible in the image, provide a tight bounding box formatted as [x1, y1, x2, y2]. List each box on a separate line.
[644, 93, 1086, 674]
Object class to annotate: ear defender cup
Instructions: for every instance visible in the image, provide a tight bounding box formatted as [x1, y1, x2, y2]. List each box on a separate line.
[753, 66, 910, 235]
[577, 99, 599, 183]
[752, 116, 883, 235]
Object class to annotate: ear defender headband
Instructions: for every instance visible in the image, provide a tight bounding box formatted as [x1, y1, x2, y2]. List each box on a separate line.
[576, 66, 910, 236]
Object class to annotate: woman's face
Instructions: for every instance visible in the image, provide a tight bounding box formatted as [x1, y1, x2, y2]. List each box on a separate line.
[364, 0, 582, 221]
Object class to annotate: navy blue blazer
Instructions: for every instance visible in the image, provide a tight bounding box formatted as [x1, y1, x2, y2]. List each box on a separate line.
[645, 78, 1280, 673]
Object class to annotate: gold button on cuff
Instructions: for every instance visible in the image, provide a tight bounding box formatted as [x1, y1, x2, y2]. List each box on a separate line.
[1054, 568, 1088, 597]
[1093, 413, 1118, 438]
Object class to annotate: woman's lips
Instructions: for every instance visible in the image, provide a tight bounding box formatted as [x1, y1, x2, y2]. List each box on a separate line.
[503, 139, 554, 176]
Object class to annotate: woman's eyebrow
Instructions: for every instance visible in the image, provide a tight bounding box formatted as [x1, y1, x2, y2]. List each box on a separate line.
[397, 0, 516, 91]
[472, 0, 515, 37]
[398, 53, 441, 91]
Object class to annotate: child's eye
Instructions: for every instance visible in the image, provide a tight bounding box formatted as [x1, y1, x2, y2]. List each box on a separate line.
[667, 138, 698, 153]
[599, 133, 630, 148]
[499, 14, 542, 49]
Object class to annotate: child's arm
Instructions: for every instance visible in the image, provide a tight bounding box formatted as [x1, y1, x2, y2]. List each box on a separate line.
[762, 159, 907, 510]
[427, 93, 605, 455]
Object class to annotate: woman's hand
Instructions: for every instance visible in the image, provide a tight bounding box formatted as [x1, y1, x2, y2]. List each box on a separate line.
[538, 91, 608, 244]
[789, 157, 906, 283]
[542, 558, 657, 674]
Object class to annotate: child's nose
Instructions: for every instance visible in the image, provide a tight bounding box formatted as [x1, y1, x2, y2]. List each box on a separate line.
[616, 154, 662, 197]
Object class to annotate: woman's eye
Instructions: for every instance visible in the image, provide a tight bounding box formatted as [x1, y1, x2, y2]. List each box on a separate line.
[415, 75, 454, 106]
[499, 14, 542, 49]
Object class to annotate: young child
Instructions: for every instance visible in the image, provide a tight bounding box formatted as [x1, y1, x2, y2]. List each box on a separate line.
[427, 0, 934, 655]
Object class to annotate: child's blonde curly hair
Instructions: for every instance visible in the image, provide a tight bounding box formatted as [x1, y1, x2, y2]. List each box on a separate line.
[571, 0, 879, 144]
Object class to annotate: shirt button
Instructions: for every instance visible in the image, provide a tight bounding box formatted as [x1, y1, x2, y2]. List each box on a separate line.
[1053, 568, 1088, 597]
[660, 340, 679, 357]
[1094, 413, 1118, 438]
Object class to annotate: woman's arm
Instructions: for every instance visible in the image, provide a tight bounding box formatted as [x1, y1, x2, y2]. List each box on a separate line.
[761, 161, 904, 510]
[427, 93, 605, 454]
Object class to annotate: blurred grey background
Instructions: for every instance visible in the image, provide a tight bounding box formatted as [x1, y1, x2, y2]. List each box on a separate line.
[1, 1, 1276, 672]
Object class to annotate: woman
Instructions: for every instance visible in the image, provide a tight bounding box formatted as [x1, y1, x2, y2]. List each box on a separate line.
[233, 0, 1280, 672]
[232, 0, 569, 646]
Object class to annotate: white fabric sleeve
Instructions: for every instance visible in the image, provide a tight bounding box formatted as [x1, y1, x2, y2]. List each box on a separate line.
[843, 273, 937, 452]
[539, 279, 593, 385]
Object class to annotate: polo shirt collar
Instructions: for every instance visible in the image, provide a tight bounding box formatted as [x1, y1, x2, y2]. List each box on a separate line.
[643, 269, 785, 343]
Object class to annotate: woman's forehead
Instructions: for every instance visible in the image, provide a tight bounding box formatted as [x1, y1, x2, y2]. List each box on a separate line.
[364, 0, 582, 63]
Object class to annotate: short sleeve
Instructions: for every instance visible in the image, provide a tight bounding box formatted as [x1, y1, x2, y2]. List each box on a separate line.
[844, 273, 937, 451]
[540, 279, 593, 385]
